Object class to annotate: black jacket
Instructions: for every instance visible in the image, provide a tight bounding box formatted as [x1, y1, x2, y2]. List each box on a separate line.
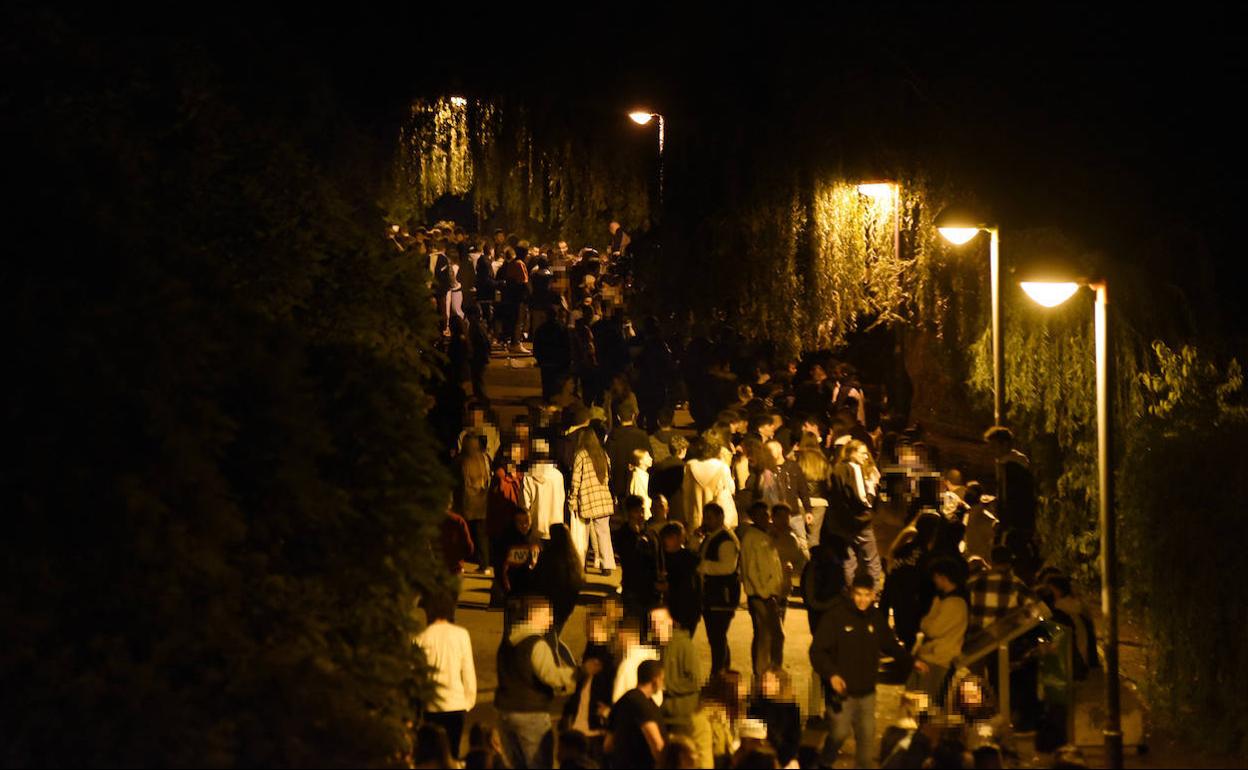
[824, 462, 872, 538]
[810, 601, 912, 698]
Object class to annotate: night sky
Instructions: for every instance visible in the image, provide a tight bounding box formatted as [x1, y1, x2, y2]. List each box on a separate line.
[20, 6, 1248, 329]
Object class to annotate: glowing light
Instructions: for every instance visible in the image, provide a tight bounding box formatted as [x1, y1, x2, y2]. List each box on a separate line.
[391, 224, 401, 233]
[450, 96, 467, 107]
[857, 183, 895, 199]
[629, 111, 655, 125]
[1021, 281, 1081, 308]
[938, 227, 982, 245]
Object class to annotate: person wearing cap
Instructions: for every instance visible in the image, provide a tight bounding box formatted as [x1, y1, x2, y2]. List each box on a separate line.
[811, 573, 913, 768]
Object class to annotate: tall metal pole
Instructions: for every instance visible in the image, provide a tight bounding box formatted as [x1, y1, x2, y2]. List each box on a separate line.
[1095, 281, 1123, 769]
[657, 114, 665, 211]
[989, 228, 1003, 426]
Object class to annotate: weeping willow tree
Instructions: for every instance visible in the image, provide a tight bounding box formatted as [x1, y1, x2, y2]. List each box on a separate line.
[384, 96, 651, 248]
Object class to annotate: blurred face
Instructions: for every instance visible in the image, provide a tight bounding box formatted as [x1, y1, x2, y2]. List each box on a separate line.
[516, 512, 531, 534]
[628, 506, 645, 526]
[704, 509, 724, 532]
[933, 573, 955, 594]
[470, 409, 485, 426]
[529, 604, 552, 632]
[811, 364, 826, 382]
[653, 496, 668, 519]
[558, 240, 569, 255]
[638, 452, 652, 470]
[852, 445, 870, 466]
[650, 608, 673, 644]
[761, 671, 780, 698]
[766, 441, 784, 465]
[852, 586, 875, 611]
[663, 533, 681, 553]
[494, 232, 506, 244]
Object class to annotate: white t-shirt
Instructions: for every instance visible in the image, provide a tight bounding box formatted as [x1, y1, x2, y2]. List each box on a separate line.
[414, 621, 477, 713]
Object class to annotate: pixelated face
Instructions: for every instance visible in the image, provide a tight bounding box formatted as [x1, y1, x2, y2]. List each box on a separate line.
[649, 608, 672, 643]
[761, 671, 780, 698]
[852, 586, 875, 611]
[509, 444, 525, 464]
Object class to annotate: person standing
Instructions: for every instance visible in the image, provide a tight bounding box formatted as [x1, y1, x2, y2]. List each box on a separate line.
[495, 596, 577, 769]
[457, 437, 492, 573]
[657, 521, 702, 636]
[606, 403, 649, 500]
[960, 482, 997, 566]
[521, 439, 565, 540]
[697, 504, 741, 674]
[810, 574, 913, 769]
[617, 494, 660, 617]
[414, 592, 476, 758]
[800, 537, 849, 721]
[569, 428, 616, 574]
[533, 307, 573, 401]
[651, 605, 702, 737]
[683, 440, 738, 537]
[739, 502, 785, 672]
[824, 439, 883, 592]
[440, 501, 475, 594]
[532, 523, 584, 636]
[606, 659, 665, 769]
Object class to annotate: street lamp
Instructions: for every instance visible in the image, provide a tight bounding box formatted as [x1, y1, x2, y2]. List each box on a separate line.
[858, 181, 902, 263]
[628, 110, 665, 208]
[1019, 264, 1123, 770]
[935, 206, 1004, 427]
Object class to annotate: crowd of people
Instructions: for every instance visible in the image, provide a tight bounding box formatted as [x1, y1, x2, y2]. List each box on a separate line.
[399, 220, 1100, 768]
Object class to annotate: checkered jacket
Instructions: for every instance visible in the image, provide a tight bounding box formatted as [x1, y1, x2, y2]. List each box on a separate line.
[968, 566, 1034, 630]
[569, 449, 615, 520]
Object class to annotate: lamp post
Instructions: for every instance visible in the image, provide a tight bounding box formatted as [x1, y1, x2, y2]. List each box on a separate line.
[857, 181, 902, 263]
[935, 206, 1004, 427]
[628, 110, 665, 209]
[1020, 273, 1122, 770]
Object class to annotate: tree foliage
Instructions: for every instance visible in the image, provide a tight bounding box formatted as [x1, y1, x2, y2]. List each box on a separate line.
[3, 21, 447, 768]
[385, 96, 652, 250]
[1120, 344, 1248, 755]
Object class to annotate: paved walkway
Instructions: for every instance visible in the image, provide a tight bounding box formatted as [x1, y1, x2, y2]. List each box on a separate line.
[450, 347, 1229, 768]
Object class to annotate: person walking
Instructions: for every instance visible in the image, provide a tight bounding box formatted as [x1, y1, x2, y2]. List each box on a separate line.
[495, 596, 577, 769]
[414, 592, 476, 758]
[697, 504, 741, 674]
[569, 428, 616, 574]
[739, 502, 786, 672]
[810, 574, 913, 769]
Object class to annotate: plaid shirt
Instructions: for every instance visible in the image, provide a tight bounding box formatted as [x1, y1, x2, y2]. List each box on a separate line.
[968, 566, 1034, 630]
[570, 450, 615, 520]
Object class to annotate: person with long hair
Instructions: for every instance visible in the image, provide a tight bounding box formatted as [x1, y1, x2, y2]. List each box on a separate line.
[795, 432, 831, 548]
[682, 439, 738, 537]
[532, 523, 584, 636]
[824, 439, 883, 592]
[569, 427, 615, 573]
[747, 667, 801, 767]
[881, 510, 943, 648]
[458, 434, 492, 573]
[689, 670, 745, 769]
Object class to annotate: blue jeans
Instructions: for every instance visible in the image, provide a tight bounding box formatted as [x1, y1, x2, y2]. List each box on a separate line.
[843, 526, 884, 593]
[824, 691, 876, 768]
[499, 711, 552, 769]
[788, 512, 810, 561]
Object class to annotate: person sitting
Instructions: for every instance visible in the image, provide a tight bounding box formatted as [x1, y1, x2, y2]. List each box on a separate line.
[746, 667, 801, 766]
[912, 558, 970, 705]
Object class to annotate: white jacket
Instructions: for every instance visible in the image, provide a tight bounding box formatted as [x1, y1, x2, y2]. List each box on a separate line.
[414, 621, 477, 713]
[523, 461, 566, 539]
[683, 458, 738, 532]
